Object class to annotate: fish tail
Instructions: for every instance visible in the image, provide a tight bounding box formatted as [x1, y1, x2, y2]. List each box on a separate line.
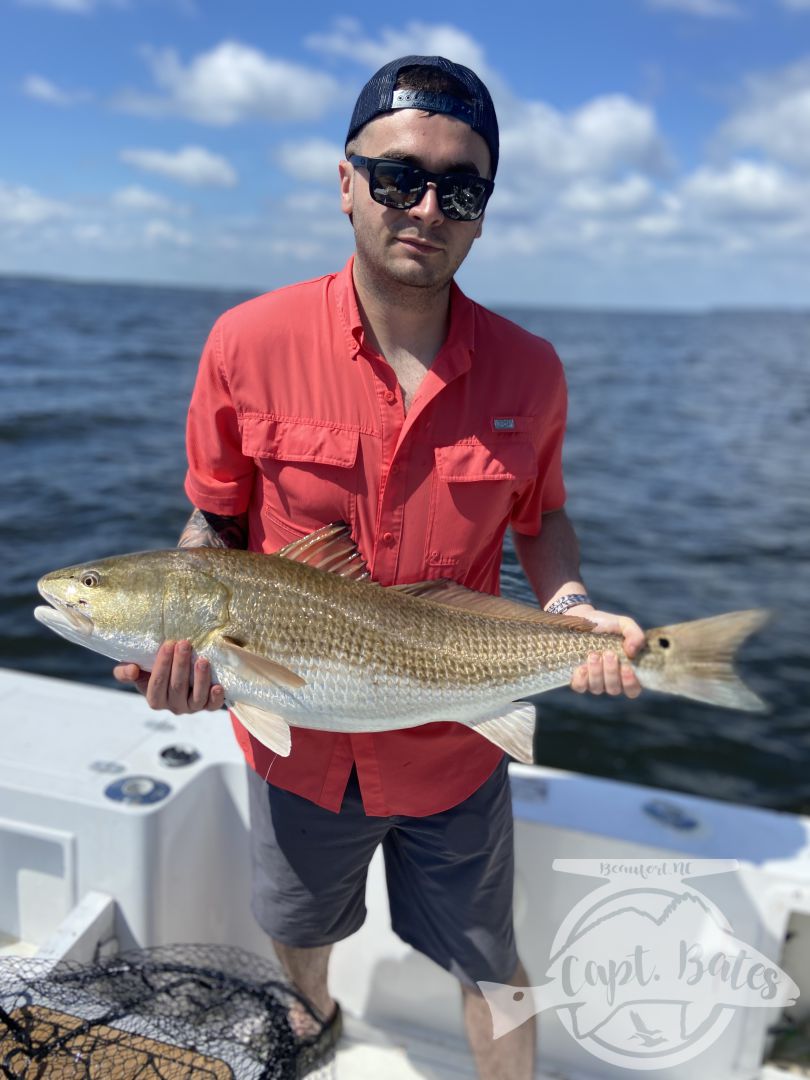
[639, 609, 770, 712]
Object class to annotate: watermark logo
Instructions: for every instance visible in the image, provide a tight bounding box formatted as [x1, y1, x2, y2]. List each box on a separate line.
[478, 859, 798, 1070]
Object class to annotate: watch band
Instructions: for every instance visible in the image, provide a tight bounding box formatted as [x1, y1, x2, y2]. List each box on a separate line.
[545, 593, 593, 615]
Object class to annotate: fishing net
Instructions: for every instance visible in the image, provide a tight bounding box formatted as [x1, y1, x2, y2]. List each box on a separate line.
[0, 944, 338, 1079]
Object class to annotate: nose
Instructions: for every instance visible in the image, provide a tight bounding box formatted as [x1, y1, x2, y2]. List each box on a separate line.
[408, 181, 444, 227]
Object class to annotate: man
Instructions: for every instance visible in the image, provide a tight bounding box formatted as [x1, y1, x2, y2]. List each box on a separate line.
[115, 55, 644, 1079]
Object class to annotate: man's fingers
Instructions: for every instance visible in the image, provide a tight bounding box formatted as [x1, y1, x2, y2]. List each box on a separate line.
[119, 641, 224, 713]
[186, 650, 226, 712]
[206, 683, 226, 711]
[113, 663, 150, 696]
[569, 649, 643, 698]
[571, 664, 588, 694]
[113, 662, 141, 684]
[189, 657, 213, 710]
[145, 641, 176, 710]
[167, 640, 194, 712]
[621, 662, 643, 698]
[621, 620, 646, 658]
[587, 652, 606, 695]
[602, 650, 623, 696]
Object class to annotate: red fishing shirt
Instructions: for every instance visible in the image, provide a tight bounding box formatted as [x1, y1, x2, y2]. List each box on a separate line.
[185, 256, 567, 816]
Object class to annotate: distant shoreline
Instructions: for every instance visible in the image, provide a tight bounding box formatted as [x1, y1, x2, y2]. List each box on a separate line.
[1, 270, 808, 318]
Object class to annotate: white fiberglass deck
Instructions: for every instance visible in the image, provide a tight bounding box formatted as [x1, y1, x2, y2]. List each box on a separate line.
[1, 666, 809, 1078]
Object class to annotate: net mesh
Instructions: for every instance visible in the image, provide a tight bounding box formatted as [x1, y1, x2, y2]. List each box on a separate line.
[0, 945, 337, 1079]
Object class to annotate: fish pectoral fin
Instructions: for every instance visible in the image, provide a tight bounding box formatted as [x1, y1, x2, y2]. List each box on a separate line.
[230, 701, 292, 757]
[219, 636, 306, 689]
[470, 704, 536, 764]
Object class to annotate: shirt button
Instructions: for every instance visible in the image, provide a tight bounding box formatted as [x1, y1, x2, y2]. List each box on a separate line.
[390, 463, 400, 475]
[382, 531, 394, 545]
[384, 390, 396, 405]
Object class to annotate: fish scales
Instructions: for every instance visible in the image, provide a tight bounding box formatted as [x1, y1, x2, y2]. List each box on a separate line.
[215, 550, 612, 696]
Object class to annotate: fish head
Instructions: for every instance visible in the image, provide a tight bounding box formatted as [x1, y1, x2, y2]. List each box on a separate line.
[35, 550, 187, 666]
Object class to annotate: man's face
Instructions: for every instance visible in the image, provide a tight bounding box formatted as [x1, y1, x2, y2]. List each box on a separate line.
[339, 109, 491, 293]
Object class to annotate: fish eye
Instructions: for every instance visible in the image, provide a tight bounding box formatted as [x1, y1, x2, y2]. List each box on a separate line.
[81, 571, 100, 588]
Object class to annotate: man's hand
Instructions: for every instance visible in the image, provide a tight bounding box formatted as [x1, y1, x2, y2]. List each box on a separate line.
[568, 609, 645, 698]
[113, 640, 226, 715]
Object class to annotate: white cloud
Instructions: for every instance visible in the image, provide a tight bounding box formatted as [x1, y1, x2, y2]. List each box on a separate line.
[559, 175, 656, 215]
[16, 0, 94, 10]
[15, 0, 125, 10]
[115, 41, 342, 125]
[646, 0, 743, 15]
[111, 185, 180, 213]
[719, 57, 810, 169]
[304, 18, 511, 115]
[0, 182, 71, 226]
[5, 19, 809, 304]
[120, 146, 237, 187]
[22, 74, 89, 106]
[681, 159, 808, 219]
[306, 17, 489, 77]
[780, 0, 810, 8]
[73, 223, 105, 243]
[499, 95, 671, 187]
[275, 139, 344, 185]
[144, 219, 193, 247]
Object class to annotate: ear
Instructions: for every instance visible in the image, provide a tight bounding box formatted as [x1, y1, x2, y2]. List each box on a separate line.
[338, 159, 354, 218]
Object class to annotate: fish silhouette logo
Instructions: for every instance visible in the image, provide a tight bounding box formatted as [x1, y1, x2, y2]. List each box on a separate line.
[478, 859, 799, 1070]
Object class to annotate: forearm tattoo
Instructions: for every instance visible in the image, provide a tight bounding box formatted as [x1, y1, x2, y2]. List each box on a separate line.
[177, 508, 249, 550]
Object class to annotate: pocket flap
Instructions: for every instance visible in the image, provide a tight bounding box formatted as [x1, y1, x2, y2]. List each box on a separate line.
[241, 416, 359, 468]
[434, 440, 536, 482]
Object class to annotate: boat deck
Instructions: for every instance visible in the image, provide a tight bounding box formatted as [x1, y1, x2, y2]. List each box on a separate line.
[2, 667, 809, 1079]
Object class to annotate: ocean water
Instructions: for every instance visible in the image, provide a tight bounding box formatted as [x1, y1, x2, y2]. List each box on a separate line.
[2, 276, 808, 813]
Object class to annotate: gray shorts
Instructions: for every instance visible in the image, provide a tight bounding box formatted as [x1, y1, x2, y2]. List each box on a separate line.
[246, 758, 518, 987]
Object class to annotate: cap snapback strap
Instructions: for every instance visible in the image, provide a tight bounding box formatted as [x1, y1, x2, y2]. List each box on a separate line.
[390, 88, 476, 126]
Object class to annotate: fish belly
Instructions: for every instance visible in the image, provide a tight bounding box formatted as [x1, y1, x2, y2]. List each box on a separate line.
[205, 644, 573, 734]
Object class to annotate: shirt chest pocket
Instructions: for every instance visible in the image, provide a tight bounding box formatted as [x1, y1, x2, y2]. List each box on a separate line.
[241, 416, 359, 539]
[426, 439, 536, 570]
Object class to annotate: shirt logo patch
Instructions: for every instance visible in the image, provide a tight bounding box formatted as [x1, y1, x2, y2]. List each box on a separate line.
[493, 417, 516, 431]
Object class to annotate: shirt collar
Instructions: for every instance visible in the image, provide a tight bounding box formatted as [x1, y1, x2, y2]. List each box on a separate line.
[333, 254, 476, 372]
[334, 255, 364, 356]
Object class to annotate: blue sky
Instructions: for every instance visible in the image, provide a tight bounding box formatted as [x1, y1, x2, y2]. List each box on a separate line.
[2, 0, 810, 307]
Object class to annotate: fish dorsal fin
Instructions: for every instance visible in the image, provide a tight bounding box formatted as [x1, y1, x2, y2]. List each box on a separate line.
[230, 701, 292, 757]
[220, 635, 306, 689]
[274, 522, 371, 581]
[392, 580, 595, 631]
[471, 703, 537, 763]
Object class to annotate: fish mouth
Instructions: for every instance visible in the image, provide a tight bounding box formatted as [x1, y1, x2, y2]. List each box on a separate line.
[34, 599, 94, 638]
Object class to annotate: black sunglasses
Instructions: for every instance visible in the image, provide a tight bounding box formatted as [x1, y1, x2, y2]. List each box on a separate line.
[349, 155, 494, 222]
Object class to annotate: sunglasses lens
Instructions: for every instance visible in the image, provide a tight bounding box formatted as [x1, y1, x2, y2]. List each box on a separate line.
[439, 178, 489, 221]
[371, 163, 423, 209]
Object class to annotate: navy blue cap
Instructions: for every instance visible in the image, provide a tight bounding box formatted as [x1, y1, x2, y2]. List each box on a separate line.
[346, 55, 499, 178]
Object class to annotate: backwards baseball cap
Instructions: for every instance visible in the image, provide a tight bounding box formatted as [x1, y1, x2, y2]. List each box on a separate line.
[346, 55, 500, 178]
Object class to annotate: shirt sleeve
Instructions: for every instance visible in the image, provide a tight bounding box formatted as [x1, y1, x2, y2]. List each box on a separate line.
[184, 319, 255, 515]
[510, 348, 568, 535]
